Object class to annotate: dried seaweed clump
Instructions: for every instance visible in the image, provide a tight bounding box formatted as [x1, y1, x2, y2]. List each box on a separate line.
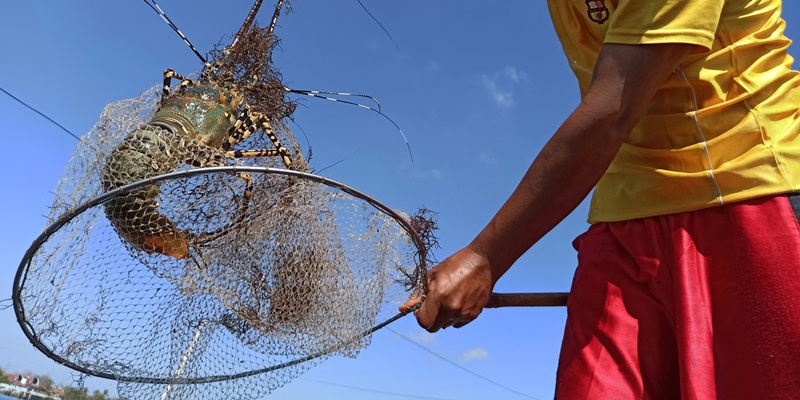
[406, 207, 439, 292]
[207, 22, 297, 124]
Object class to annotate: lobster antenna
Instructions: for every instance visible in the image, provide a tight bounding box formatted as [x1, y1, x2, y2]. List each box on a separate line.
[142, 0, 209, 66]
[288, 89, 382, 112]
[231, 0, 287, 50]
[267, 0, 288, 36]
[286, 87, 413, 164]
[231, 0, 264, 49]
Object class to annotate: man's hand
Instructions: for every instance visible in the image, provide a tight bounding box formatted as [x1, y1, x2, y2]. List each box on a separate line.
[399, 247, 493, 332]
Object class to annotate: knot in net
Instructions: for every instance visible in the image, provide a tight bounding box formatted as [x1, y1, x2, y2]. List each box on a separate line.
[12, 87, 432, 400]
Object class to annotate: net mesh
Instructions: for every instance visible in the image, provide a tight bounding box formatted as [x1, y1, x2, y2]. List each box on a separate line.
[15, 85, 427, 399]
[13, 21, 430, 398]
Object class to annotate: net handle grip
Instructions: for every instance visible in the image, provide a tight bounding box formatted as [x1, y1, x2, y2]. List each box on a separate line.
[484, 292, 569, 308]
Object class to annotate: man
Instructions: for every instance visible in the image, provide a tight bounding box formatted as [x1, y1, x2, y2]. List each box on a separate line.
[401, 0, 800, 398]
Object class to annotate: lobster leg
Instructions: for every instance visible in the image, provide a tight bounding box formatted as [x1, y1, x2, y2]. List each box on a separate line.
[222, 105, 292, 167]
[227, 149, 283, 158]
[162, 68, 194, 97]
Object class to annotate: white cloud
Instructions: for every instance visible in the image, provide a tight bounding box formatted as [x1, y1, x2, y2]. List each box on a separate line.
[400, 162, 445, 179]
[503, 66, 528, 83]
[478, 152, 497, 165]
[462, 347, 489, 362]
[414, 167, 445, 180]
[481, 75, 515, 108]
[409, 331, 436, 344]
[481, 66, 528, 108]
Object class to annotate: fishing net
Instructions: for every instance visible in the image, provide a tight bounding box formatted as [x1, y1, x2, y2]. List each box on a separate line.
[12, 85, 433, 400]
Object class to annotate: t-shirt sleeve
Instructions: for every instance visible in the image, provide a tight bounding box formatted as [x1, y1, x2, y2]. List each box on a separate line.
[604, 0, 725, 51]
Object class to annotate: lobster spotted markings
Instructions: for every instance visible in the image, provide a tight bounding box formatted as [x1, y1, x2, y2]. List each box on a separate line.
[101, 0, 294, 259]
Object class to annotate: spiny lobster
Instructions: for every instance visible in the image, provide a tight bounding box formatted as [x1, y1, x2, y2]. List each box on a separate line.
[101, 0, 298, 260]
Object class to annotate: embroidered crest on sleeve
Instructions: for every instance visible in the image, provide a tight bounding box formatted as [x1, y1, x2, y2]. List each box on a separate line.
[585, 0, 609, 24]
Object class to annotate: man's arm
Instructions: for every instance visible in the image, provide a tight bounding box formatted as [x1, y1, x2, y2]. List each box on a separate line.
[401, 42, 696, 332]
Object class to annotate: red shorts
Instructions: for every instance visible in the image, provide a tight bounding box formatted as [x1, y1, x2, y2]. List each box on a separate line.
[556, 194, 800, 399]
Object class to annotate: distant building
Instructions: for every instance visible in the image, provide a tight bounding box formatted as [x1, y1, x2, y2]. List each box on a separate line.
[8, 373, 40, 389]
[2, 372, 62, 399]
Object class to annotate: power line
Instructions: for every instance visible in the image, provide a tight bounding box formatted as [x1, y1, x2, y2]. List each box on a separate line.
[355, 0, 401, 51]
[304, 378, 459, 400]
[387, 328, 541, 400]
[0, 86, 81, 142]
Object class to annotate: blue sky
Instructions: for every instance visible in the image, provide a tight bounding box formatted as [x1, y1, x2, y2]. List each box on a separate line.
[1, 1, 798, 399]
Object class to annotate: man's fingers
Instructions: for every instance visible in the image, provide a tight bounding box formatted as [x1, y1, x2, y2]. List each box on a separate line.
[416, 296, 447, 333]
[453, 320, 472, 329]
[399, 294, 423, 313]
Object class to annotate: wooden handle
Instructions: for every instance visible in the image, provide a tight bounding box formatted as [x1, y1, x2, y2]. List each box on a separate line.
[485, 292, 569, 308]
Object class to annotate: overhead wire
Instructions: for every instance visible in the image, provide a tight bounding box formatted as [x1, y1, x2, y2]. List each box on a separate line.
[303, 378, 459, 400]
[356, 0, 401, 51]
[0, 86, 81, 142]
[387, 328, 541, 400]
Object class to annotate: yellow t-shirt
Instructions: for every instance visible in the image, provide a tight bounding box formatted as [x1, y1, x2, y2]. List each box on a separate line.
[548, 0, 800, 223]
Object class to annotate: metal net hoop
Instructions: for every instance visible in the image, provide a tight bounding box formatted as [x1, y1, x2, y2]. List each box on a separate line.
[12, 166, 428, 389]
